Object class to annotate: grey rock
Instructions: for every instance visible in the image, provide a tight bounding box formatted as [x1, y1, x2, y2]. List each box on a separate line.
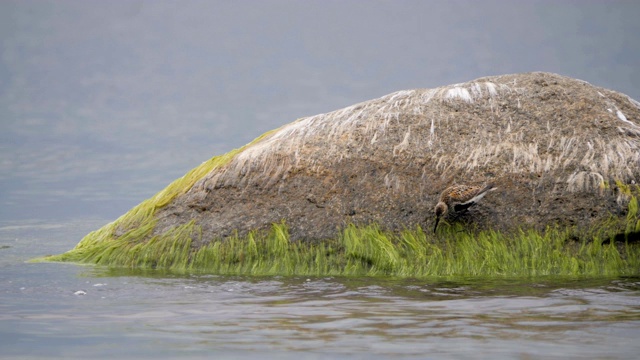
[149, 72, 640, 245]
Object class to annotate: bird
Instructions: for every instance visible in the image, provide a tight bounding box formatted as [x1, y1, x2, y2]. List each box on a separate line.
[433, 183, 496, 233]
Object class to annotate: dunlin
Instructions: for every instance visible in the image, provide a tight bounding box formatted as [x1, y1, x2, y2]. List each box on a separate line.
[433, 183, 496, 233]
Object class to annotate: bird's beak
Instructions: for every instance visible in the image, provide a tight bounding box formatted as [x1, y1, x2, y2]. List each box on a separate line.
[433, 216, 440, 234]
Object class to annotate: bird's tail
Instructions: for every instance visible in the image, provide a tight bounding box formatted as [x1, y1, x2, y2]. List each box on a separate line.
[480, 183, 497, 194]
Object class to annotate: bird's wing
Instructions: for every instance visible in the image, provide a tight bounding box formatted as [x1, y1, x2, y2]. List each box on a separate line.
[452, 186, 493, 211]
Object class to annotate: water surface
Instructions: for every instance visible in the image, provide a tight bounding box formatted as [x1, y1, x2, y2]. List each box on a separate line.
[1, 220, 639, 359]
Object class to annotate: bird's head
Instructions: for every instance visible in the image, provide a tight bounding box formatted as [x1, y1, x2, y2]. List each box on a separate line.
[433, 202, 448, 233]
[434, 202, 447, 218]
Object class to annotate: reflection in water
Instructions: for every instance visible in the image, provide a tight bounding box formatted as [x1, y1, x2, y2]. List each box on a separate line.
[1, 221, 640, 358]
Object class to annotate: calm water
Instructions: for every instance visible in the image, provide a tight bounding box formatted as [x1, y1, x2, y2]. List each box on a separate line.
[1, 220, 639, 359]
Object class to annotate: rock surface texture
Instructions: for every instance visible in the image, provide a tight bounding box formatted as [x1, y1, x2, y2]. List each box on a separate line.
[152, 72, 640, 244]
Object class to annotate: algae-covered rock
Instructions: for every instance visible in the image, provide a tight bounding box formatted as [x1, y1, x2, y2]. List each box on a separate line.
[62, 72, 640, 255]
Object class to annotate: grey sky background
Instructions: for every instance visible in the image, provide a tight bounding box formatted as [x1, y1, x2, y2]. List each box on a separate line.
[1, 0, 639, 221]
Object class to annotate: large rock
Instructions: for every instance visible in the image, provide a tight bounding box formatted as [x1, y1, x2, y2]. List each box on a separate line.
[148, 72, 640, 245]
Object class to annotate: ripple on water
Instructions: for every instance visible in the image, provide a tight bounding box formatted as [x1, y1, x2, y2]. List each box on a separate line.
[2, 242, 640, 358]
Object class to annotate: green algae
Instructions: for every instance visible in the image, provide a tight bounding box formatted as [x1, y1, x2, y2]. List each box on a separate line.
[41, 213, 640, 278]
[45, 129, 279, 262]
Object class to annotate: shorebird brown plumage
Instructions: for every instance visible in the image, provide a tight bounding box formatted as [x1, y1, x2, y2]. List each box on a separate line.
[433, 183, 496, 233]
